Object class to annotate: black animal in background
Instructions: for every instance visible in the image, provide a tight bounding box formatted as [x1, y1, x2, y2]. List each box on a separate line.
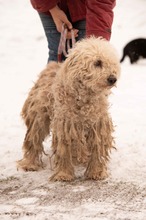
[120, 38, 146, 64]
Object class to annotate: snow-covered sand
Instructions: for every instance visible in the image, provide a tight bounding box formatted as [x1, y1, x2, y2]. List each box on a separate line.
[0, 0, 146, 219]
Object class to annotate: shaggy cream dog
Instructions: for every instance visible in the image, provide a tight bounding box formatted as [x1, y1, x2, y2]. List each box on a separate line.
[17, 37, 121, 181]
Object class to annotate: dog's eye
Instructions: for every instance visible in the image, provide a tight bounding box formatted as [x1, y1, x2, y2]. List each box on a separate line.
[94, 60, 102, 68]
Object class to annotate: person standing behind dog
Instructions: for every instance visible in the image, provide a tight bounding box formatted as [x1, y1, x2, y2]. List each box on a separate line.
[30, 0, 116, 62]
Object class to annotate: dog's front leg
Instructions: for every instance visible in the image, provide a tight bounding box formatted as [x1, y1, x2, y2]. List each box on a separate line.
[50, 142, 75, 181]
[84, 143, 108, 180]
[50, 119, 75, 181]
[84, 118, 113, 180]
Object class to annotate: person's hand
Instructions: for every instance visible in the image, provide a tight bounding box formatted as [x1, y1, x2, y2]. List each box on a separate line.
[49, 5, 79, 39]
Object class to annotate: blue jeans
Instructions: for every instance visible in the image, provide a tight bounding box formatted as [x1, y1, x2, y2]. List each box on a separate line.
[38, 12, 86, 62]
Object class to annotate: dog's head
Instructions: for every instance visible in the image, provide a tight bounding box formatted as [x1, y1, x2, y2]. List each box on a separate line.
[62, 37, 121, 93]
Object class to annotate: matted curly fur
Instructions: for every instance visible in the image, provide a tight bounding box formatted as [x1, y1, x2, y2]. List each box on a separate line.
[17, 37, 121, 181]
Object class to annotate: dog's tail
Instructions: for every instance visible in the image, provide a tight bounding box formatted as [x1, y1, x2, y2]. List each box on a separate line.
[120, 50, 126, 63]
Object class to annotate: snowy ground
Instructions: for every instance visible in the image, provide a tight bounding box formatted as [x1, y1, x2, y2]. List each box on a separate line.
[0, 0, 146, 219]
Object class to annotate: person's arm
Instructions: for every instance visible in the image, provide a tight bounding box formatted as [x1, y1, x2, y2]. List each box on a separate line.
[30, 0, 78, 39]
[30, 0, 58, 12]
[85, 0, 116, 40]
[50, 5, 72, 31]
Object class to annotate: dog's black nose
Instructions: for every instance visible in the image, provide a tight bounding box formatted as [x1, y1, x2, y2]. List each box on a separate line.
[107, 75, 117, 85]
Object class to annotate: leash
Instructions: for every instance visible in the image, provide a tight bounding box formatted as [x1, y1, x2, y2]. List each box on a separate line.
[57, 23, 76, 62]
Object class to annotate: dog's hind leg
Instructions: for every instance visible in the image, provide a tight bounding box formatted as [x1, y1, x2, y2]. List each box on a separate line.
[130, 53, 139, 64]
[17, 112, 51, 171]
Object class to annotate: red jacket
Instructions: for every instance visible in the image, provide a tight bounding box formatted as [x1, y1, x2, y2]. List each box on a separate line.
[30, 0, 116, 40]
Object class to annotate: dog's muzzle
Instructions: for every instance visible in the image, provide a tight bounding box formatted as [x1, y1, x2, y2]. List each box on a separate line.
[107, 75, 117, 85]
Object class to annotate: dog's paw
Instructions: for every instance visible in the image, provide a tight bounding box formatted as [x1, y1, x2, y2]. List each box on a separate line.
[85, 169, 108, 180]
[49, 171, 75, 181]
[17, 159, 42, 172]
